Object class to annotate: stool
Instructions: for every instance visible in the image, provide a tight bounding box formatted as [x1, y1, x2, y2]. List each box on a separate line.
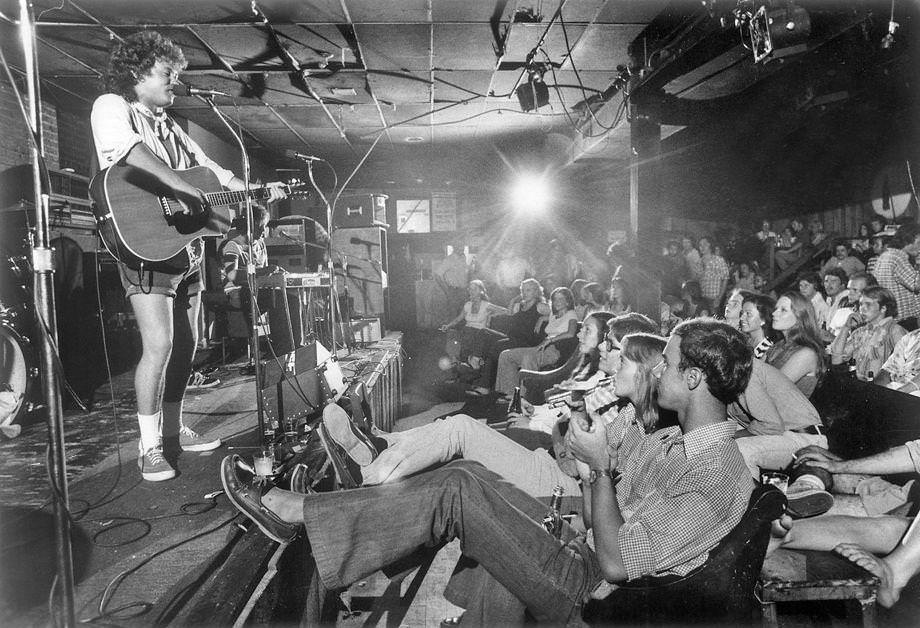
[757, 548, 880, 627]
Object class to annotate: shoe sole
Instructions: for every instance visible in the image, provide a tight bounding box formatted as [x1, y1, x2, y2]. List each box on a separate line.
[220, 457, 293, 544]
[317, 425, 360, 489]
[322, 406, 375, 466]
[140, 467, 176, 481]
[787, 492, 834, 518]
[181, 438, 222, 452]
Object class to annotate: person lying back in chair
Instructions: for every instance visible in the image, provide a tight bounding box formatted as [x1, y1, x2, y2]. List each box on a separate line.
[219, 319, 755, 624]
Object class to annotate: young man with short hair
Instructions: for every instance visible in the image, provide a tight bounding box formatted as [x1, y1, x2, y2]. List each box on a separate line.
[220, 319, 754, 623]
[91, 32, 287, 481]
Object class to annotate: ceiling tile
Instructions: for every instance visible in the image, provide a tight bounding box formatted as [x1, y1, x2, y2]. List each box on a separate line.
[367, 71, 431, 104]
[433, 23, 498, 70]
[564, 24, 645, 71]
[356, 24, 431, 71]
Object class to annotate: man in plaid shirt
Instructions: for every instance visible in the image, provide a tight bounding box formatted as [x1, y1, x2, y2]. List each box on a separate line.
[699, 236, 730, 309]
[873, 223, 920, 331]
[220, 319, 754, 624]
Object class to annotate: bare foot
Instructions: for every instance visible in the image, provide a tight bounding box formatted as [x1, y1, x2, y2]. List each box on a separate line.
[834, 543, 902, 608]
[767, 514, 794, 556]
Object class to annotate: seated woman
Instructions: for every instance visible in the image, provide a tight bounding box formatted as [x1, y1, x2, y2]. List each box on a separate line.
[570, 278, 589, 320]
[580, 282, 607, 319]
[740, 293, 778, 360]
[317, 316, 665, 502]
[829, 286, 906, 382]
[439, 279, 508, 370]
[491, 287, 579, 399]
[767, 291, 826, 397]
[506, 312, 646, 436]
[605, 277, 633, 315]
[467, 278, 550, 396]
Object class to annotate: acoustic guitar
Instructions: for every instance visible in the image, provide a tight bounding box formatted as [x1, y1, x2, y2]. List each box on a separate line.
[90, 164, 307, 271]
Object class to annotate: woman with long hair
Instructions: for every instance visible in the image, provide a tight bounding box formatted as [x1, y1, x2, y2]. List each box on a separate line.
[324, 314, 660, 498]
[606, 278, 634, 315]
[740, 293, 779, 360]
[767, 291, 826, 396]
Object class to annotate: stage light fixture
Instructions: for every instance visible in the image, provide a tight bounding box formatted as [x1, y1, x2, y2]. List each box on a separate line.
[516, 66, 550, 112]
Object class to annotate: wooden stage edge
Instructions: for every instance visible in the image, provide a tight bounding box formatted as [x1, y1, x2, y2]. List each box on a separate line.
[157, 332, 402, 626]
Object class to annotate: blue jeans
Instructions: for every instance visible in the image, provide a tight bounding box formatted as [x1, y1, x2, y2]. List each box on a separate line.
[302, 461, 601, 625]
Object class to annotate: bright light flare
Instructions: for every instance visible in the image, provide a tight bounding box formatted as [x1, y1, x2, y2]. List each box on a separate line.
[509, 173, 551, 214]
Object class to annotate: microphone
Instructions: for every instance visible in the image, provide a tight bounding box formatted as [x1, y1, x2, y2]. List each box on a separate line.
[173, 84, 230, 98]
[285, 150, 324, 162]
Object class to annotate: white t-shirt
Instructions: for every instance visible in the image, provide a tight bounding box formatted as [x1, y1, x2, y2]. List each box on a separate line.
[545, 310, 578, 338]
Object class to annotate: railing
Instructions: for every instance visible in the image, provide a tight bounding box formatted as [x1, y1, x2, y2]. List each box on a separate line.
[765, 235, 837, 293]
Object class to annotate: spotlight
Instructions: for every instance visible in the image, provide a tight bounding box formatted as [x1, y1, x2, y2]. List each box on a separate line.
[516, 66, 550, 112]
[510, 173, 551, 213]
[749, 3, 810, 62]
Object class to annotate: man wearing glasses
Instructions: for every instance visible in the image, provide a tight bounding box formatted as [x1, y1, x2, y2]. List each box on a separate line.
[220, 319, 754, 624]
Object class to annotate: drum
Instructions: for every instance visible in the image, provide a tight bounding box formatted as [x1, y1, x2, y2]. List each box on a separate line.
[0, 324, 38, 434]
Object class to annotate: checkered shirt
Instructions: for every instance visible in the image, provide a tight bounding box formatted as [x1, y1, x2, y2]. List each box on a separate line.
[700, 253, 729, 302]
[873, 248, 920, 322]
[614, 421, 753, 580]
[881, 329, 920, 386]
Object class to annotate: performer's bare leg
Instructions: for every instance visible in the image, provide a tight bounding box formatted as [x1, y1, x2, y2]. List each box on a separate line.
[130, 293, 174, 448]
[162, 291, 199, 437]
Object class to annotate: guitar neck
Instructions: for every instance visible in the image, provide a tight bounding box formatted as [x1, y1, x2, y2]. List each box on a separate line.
[204, 185, 282, 208]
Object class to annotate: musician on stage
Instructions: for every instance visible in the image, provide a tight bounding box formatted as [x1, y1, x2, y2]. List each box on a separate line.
[220, 204, 303, 357]
[91, 31, 287, 482]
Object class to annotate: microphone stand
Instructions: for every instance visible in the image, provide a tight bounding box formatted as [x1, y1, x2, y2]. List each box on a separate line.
[18, 1, 76, 624]
[197, 95, 271, 442]
[304, 161, 350, 353]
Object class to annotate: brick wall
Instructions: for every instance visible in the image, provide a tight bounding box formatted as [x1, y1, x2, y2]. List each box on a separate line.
[0, 80, 59, 175]
[57, 105, 92, 176]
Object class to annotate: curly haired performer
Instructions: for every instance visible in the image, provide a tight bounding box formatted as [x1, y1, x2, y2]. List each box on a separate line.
[91, 31, 287, 481]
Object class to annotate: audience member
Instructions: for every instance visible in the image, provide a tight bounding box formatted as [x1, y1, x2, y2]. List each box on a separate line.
[821, 242, 865, 278]
[740, 293, 778, 360]
[439, 280, 508, 370]
[221, 318, 755, 626]
[808, 218, 829, 248]
[580, 282, 607, 318]
[723, 288, 748, 330]
[866, 235, 886, 275]
[851, 222, 872, 256]
[875, 327, 920, 393]
[767, 291, 826, 397]
[681, 235, 702, 281]
[467, 278, 548, 396]
[681, 280, 710, 318]
[873, 222, 920, 331]
[699, 236, 730, 310]
[822, 267, 851, 341]
[772, 444, 920, 608]
[775, 225, 804, 271]
[730, 359, 825, 480]
[493, 247, 533, 304]
[756, 219, 777, 243]
[493, 287, 578, 398]
[798, 271, 829, 330]
[829, 286, 906, 382]
[605, 277, 633, 315]
[732, 261, 757, 292]
[870, 217, 885, 235]
[570, 278, 589, 320]
[435, 243, 470, 316]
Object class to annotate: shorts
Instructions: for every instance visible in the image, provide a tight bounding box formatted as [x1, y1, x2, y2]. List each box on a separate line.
[119, 240, 204, 298]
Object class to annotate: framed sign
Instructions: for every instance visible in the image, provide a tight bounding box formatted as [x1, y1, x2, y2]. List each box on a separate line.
[431, 195, 458, 232]
[396, 199, 431, 233]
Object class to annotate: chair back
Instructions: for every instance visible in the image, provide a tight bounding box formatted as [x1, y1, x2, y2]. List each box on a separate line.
[582, 484, 786, 625]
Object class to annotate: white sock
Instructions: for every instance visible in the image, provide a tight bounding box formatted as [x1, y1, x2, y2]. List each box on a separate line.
[138, 412, 162, 451]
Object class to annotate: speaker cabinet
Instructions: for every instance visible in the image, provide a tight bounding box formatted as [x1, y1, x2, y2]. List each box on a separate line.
[331, 227, 387, 326]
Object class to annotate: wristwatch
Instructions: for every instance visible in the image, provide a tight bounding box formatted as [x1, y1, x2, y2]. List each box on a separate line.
[588, 468, 620, 485]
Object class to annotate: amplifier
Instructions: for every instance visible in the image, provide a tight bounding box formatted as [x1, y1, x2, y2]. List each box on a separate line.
[350, 317, 382, 344]
[333, 194, 388, 229]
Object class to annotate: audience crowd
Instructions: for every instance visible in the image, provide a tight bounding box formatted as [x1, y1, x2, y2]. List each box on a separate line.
[220, 213, 920, 623]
